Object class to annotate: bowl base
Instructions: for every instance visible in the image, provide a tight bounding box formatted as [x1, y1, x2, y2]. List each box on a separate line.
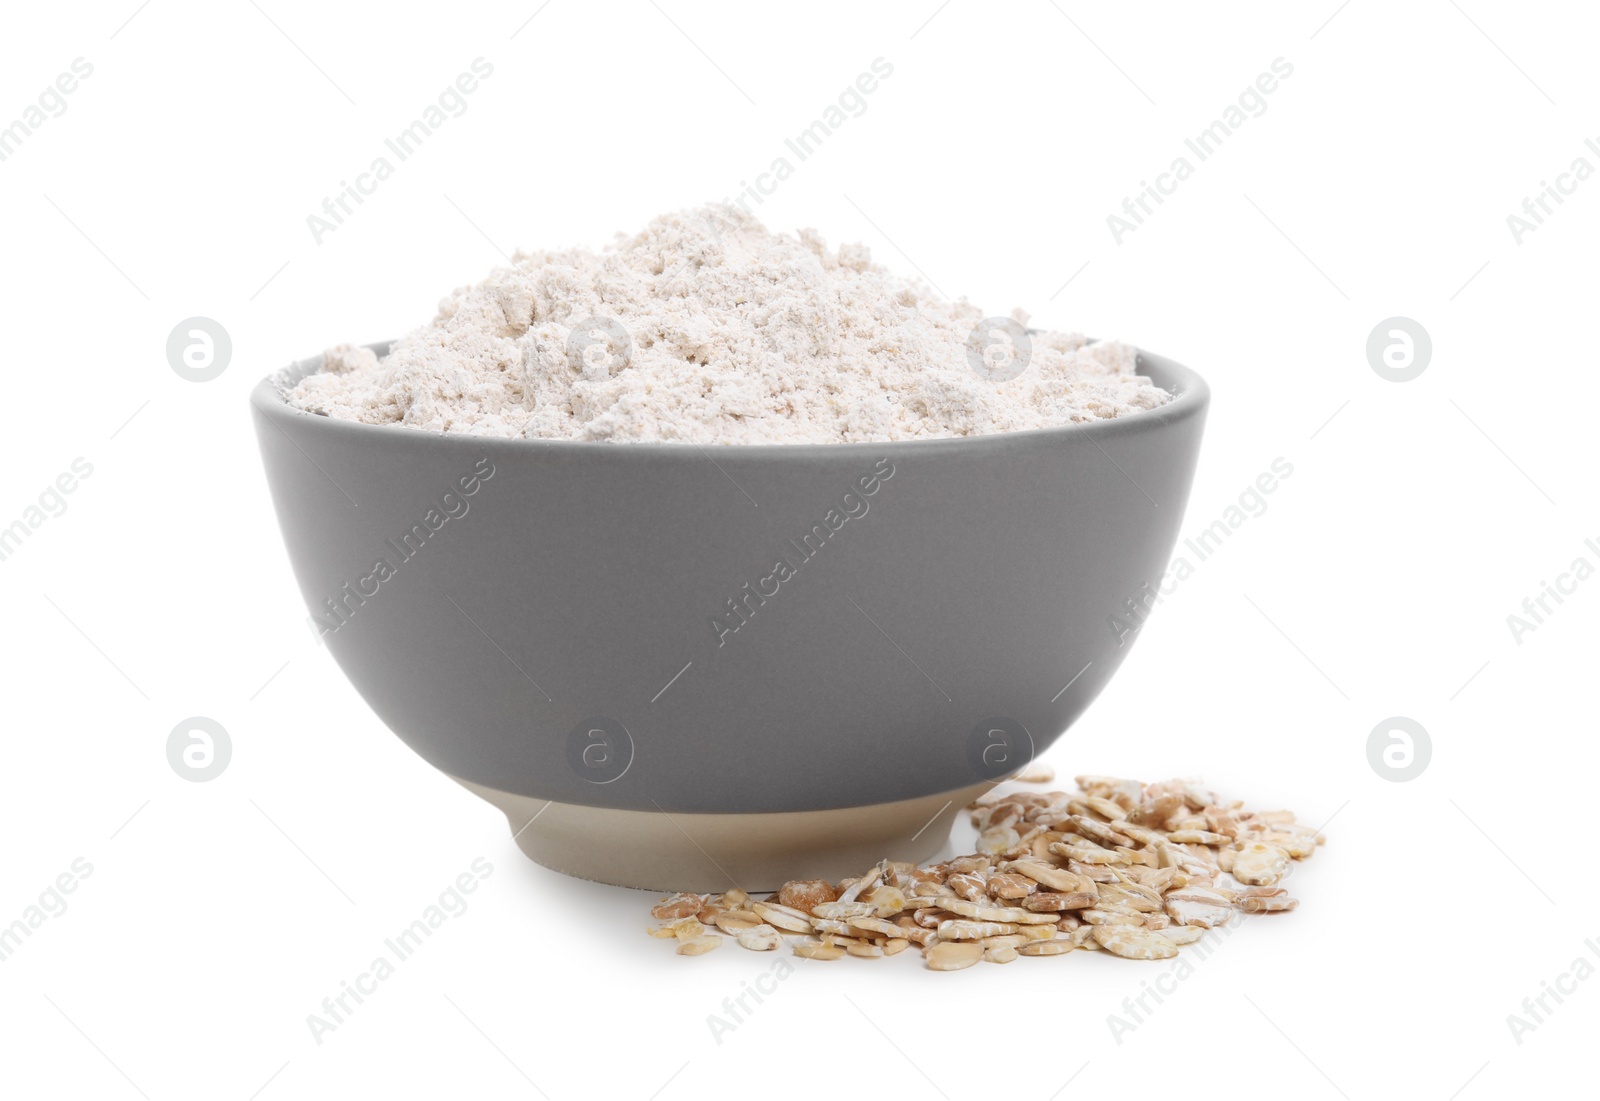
[449, 774, 992, 893]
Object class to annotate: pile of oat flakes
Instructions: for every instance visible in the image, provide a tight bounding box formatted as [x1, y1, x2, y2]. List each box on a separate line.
[647, 770, 1322, 970]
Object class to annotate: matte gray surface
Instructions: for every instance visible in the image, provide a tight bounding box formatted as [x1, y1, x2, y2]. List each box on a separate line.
[251, 347, 1208, 815]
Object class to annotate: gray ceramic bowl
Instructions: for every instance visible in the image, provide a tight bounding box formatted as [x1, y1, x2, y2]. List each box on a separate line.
[252, 345, 1208, 890]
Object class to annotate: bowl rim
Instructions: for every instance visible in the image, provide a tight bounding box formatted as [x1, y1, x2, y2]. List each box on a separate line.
[250, 341, 1209, 458]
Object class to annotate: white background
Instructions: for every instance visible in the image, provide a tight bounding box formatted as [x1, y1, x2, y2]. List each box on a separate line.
[2, 1, 1596, 1098]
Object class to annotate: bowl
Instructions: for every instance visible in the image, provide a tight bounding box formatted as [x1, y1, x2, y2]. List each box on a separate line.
[251, 345, 1208, 890]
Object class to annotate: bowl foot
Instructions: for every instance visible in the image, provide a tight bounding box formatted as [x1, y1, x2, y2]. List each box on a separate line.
[448, 774, 992, 893]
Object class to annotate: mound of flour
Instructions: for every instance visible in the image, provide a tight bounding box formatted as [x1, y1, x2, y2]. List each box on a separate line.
[287, 205, 1171, 444]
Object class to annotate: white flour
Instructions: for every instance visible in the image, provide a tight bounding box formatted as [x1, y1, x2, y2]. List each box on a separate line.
[288, 205, 1171, 444]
